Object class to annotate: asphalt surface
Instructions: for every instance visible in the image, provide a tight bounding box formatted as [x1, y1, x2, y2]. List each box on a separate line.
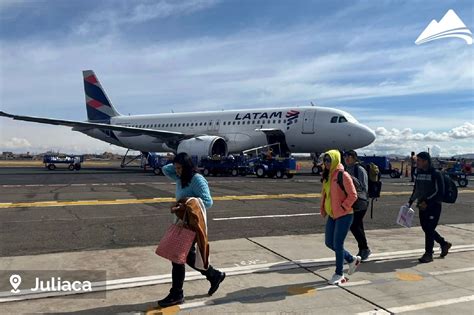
[0, 166, 473, 257]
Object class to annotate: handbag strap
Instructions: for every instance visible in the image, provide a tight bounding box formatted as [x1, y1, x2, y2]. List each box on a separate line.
[182, 206, 190, 226]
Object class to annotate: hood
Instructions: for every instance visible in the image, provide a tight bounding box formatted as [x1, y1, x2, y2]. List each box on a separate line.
[324, 149, 343, 174]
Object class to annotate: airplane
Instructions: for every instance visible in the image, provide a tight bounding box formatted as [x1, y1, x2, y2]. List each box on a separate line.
[0, 70, 376, 158]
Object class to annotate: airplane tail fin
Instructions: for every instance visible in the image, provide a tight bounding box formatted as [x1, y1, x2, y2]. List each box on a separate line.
[83, 70, 121, 122]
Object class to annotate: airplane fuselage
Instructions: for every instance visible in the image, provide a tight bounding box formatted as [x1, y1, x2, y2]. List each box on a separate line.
[82, 106, 375, 154]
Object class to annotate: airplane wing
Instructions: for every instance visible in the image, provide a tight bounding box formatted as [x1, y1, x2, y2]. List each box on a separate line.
[0, 111, 190, 142]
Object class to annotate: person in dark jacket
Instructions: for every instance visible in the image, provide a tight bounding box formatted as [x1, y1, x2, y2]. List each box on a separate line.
[408, 151, 452, 263]
[344, 150, 371, 261]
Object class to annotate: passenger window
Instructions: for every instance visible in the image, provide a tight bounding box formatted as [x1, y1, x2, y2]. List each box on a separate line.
[331, 116, 338, 123]
[237, 121, 241, 125]
[339, 116, 348, 123]
[257, 120, 260, 124]
[232, 121, 236, 125]
[278, 120, 281, 124]
[252, 121, 255, 124]
[248, 121, 251, 125]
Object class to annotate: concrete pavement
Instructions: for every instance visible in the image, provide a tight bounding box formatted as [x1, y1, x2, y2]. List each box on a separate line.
[1, 223, 473, 314]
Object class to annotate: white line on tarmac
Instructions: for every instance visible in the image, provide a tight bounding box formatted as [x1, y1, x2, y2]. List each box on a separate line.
[213, 213, 318, 221]
[1, 245, 473, 303]
[357, 295, 474, 315]
[429, 267, 474, 276]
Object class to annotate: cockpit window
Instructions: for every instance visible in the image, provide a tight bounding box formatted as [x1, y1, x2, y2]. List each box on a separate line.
[330, 116, 338, 123]
[339, 116, 348, 123]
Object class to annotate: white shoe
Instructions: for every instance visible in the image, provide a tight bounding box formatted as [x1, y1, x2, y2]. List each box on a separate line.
[348, 256, 361, 275]
[328, 273, 346, 285]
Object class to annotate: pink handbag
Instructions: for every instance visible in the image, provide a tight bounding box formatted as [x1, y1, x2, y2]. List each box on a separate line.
[155, 212, 196, 264]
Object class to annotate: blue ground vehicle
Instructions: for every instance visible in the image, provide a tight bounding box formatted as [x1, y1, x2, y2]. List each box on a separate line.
[359, 156, 401, 178]
[43, 155, 83, 171]
[251, 156, 297, 179]
[200, 155, 250, 177]
[147, 153, 174, 175]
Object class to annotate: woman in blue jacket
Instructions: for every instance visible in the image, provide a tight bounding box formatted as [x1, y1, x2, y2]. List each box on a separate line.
[158, 152, 225, 308]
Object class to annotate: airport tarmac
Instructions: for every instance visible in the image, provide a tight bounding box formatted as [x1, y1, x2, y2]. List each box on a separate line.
[0, 165, 473, 314]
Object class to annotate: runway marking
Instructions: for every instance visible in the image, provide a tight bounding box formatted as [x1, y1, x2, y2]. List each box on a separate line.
[357, 295, 474, 315]
[213, 213, 318, 221]
[1, 244, 473, 303]
[0, 190, 473, 209]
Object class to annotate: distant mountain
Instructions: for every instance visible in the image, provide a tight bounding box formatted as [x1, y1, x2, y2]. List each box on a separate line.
[452, 154, 474, 160]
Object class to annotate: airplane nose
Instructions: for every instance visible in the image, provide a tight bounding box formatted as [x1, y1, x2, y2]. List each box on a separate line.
[359, 125, 376, 146]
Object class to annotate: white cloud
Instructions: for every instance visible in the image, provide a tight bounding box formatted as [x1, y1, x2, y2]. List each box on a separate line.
[76, 0, 220, 35]
[360, 122, 474, 156]
[2, 137, 31, 150]
[449, 122, 474, 139]
[373, 122, 473, 142]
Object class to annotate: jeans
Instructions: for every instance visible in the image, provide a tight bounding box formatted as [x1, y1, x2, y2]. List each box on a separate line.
[325, 214, 355, 276]
[350, 210, 369, 251]
[419, 202, 447, 254]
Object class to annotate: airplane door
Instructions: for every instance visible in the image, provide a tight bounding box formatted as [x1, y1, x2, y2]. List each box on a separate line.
[207, 120, 220, 132]
[302, 110, 316, 134]
[207, 120, 214, 132]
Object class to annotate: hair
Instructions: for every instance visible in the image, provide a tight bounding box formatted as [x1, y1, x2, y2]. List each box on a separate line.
[322, 154, 331, 183]
[173, 152, 196, 188]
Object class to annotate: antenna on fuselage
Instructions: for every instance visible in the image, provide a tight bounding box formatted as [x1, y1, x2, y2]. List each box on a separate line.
[311, 102, 315, 106]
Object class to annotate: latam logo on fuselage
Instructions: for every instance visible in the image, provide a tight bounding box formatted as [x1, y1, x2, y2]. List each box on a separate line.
[234, 110, 300, 130]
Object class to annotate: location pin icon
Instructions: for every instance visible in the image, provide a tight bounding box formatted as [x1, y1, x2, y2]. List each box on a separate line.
[10, 274, 21, 293]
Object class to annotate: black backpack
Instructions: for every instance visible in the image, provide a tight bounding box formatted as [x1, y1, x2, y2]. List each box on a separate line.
[435, 170, 458, 204]
[358, 162, 382, 218]
[337, 170, 369, 211]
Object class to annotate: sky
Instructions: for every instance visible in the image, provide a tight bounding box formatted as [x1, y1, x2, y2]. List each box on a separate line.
[0, 0, 473, 157]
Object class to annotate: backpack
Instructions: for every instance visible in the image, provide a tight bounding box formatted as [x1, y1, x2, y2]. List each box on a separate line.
[433, 170, 458, 204]
[358, 162, 382, 218]
[337, 170, 369, 211]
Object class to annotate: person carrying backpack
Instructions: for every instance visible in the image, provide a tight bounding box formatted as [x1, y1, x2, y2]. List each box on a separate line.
[408, 151, 452, 263]
[320, 150, 361, 285]
[343, 150, 371, 261]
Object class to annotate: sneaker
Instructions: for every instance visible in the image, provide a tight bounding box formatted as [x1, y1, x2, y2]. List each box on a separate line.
[440, 242, 452, 258]
[358, 249, 372, 261]
[418, 253, 433, 263]
[328, 273, 346, 285]
[158, 290, 184, 308]
[347, 256, 361, 275]
[208, 272, 226, 296]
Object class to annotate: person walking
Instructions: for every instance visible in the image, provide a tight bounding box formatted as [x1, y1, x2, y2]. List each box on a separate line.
[343, 150, 371, 261]
[410, 152, 417, 182]
[321, 150, 361, 285]
[408, 151, 452, 263]
[159, 153, 226, 307]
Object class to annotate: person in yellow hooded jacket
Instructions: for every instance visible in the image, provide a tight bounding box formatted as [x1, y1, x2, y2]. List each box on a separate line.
[320, 150, 362, 285]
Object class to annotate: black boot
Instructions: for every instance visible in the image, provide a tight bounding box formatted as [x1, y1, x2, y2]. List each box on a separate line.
[208, 272, 226, 296]
[158, 289, 184, 308]
[440, 242, 452, 258]
[418, 252, 433, 263]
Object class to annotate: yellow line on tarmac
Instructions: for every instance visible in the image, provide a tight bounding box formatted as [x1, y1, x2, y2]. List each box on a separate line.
[0, 190, 472, 209]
